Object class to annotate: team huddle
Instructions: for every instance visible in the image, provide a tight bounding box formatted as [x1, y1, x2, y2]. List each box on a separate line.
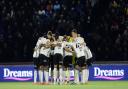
[33, 29, 93, 85]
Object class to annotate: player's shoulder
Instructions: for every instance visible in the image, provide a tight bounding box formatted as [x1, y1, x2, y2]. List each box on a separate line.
[77, 37, 84, 40]
[38, 36, 46, 40]
[58, 36, 64, 41]
[76, 37, 84, 43]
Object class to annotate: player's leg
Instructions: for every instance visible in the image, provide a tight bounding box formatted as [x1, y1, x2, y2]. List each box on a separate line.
[63, 56, 68, 84]
[33, 58, 39, 83]
[74, 66, 80, 84]
[84, 66, 89, 83]
[49, 55, 52, 83]
[39, 65, 44, 84]
[81, 66, 89, 84]
[48, 65, 51, 83]
[58, 54, 63, 84]
[38, 55, 44, 84]
[44, 67, 49, 84]
[74, 57, 80, 84]
[67, 56, 73, 83]
[50, 55, 54, 83]
[63, 56, 72, 84]
[53, 54, 58, 84]
[85, 57, 94, 84]
[80, 56, 88, 84]
[59, 65, 63, 84]
[43, 56, 49, 84]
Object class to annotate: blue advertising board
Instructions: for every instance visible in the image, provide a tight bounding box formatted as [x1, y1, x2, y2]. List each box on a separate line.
[0, 64, 128, 82]
[0, 65, 33, 82]
[89, 64, 128, 81]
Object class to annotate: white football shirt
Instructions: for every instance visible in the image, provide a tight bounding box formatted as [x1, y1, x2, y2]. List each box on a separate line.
[54, 41, 64, 55]
[40, 39, 50, 57]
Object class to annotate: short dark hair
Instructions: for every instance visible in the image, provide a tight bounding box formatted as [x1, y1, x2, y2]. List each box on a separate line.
[47, 31, 52, 36]
[50, 37, 55, 42]
[55, 32, 60, 40]
[71, 29, 77, 33]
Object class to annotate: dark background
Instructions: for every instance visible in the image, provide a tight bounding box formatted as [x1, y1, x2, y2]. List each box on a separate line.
[0, 0, 127, 62]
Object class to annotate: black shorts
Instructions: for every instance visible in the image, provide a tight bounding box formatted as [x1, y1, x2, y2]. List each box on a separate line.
[86, 58, 94, 67]
[33, 58, 39, 69]
[63, 56, 72, 68]
[53, 53, 63, 65]
[75, 56, 86, 67]
[39, 54, 49, 66]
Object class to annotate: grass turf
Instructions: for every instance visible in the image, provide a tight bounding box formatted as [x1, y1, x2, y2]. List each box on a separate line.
[0, 81, 128, 89]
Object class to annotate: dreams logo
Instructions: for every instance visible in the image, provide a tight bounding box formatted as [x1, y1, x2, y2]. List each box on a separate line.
[94, 67, 124, 80]
[3, 68, 33, 81]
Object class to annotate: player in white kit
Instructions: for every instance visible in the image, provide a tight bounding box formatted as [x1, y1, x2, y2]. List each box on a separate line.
[38, 37, 51, 85]
[71, 29, 88, 84]
[63, 37, 74, 84]
[51, 35, 64, 84]
[33, 37, 42, 84]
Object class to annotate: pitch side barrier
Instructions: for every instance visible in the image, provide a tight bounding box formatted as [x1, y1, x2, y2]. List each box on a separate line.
[0, 61, 128, 82]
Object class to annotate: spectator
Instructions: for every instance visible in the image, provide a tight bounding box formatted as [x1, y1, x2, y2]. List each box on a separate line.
[0, 0, 127, 62]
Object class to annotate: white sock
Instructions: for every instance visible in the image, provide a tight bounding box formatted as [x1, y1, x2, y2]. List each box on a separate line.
[34, 69, 37, 83]
[85, 69, 89, 83]
[44, 70, 49, 83]
[75, 69, 79, 84]
[53, 68, 57, 84]
[49, 68, 51, 77]
[39, 70, 43, 83]
[49, 68, 52, 82]
[65, 69, 69, 81]
[81, 69, 89, 83]
[66, 69, 70, 81]
[59, 68, 63, 83]
[82, 69, 86, 83]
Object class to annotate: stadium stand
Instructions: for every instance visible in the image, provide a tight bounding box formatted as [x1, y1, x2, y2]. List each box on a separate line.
[0, 0, 127, 62]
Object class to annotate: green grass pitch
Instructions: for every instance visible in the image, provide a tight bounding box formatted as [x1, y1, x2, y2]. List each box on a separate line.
[0, 81, 128, 89]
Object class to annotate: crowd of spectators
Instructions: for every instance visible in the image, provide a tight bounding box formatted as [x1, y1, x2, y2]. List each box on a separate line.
[0, 0, 127, 62]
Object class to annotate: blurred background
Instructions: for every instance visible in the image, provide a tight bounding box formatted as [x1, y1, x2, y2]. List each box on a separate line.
[0, 0, 127, 62]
